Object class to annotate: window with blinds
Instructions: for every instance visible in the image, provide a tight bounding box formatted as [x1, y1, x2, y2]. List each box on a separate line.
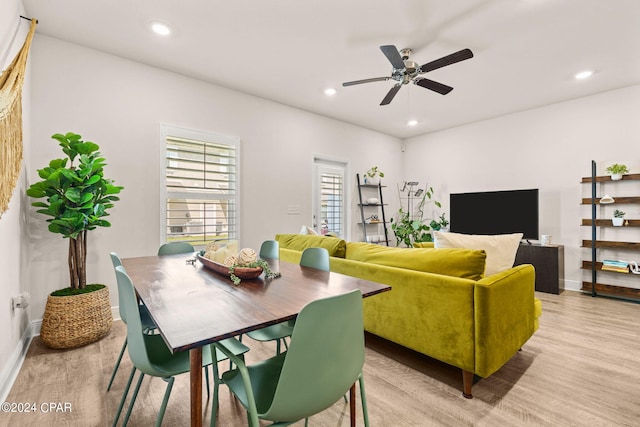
[314, 159, 347, 237]
[319, 171, 344, 235]
[162, 126, 240, 246]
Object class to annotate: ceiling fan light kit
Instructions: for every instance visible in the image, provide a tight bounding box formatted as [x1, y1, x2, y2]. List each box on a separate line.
[342, 45, 474, 106]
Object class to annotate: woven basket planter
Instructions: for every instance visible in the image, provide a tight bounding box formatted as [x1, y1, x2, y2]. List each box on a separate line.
[40, 285, 113, 349]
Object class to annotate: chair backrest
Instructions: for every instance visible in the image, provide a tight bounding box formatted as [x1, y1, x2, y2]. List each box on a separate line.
[261, 289, 364, 421]
[114, 266, 162, 376]
[157, 242, 194, 255]
[259, 240, 279, 259]
[110, 252, 127, 323]
[299, 247, 330, 271]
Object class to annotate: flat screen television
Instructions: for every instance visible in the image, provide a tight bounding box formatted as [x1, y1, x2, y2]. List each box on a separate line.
[449, 189, 539, 240]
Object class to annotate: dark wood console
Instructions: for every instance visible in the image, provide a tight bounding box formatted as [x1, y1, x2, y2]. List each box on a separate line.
[514, 243, 564, 294]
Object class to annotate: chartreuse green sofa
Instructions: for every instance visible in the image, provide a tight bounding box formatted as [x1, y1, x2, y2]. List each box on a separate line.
[275, 234, 542, 398]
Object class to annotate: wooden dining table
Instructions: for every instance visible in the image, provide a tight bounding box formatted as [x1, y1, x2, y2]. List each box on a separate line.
[121, 253, 391, 427]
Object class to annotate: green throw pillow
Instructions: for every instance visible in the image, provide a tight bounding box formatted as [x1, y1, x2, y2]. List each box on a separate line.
[346, 242, 486, 280]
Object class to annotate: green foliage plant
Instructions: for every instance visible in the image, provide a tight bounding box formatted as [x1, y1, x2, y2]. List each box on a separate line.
[429, 213, 449, 231]
[26, 132, 123, 291]
[606, 164, 629, 175]
[366, 166, 384, 179]
[613, 209, 626, 218]
[390, 186, 442, 246]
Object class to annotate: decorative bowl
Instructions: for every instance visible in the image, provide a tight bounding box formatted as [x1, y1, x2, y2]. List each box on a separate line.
[197, 254, 263, 280]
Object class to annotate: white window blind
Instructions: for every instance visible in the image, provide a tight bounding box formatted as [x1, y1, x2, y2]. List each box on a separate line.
[314, 159, 347, 237]
[320, 171, 344, 235]
[162, 126, 240, 246]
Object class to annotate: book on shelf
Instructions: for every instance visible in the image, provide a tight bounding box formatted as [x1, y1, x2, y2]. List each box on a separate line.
[601, 260, 630, 273]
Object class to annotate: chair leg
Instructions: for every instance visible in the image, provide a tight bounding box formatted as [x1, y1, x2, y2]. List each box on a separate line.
[210, 358, 220, 427]
[123, 371, 146, 426]
[359, 375, 370, 427]
[156, 377, 175, 427]
[107, 337, 128, 391]
[205, 366, 211, 400]
[112, 366, 136, 427]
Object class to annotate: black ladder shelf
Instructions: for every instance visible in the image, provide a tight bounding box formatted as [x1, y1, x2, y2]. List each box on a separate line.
[356, 173, 389, 246]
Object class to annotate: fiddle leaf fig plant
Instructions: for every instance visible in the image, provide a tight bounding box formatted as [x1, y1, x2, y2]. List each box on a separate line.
[27, 132, 123, 291]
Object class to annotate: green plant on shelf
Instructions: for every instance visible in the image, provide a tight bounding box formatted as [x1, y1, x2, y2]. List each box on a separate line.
[613, 209, 625, 218]
[366, 166, 384, 179]
[606, 164, 629, 175]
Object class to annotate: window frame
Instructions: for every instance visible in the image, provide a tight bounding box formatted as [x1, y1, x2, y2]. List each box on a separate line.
[160, 124, 241, 247]
[312, 156, 350, 239]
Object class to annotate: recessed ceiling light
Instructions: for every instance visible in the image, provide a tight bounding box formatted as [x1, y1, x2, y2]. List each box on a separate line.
[151, 22, 171, 36]
[324, 88, 337, 96]
[574, 70, 593, 80]
[407, 119, 418, 127]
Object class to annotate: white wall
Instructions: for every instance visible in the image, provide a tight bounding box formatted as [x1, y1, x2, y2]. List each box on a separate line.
[0, 0, 32, 401]
[26, 35, 403, 321]
[403, 84, 640, 291]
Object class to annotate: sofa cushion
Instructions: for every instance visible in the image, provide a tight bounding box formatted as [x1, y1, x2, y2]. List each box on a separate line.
[433, 231, 523, 276]
[275, 234, 347, 258]
[412, 242, 435, 248]
[345, 242, 486, 280]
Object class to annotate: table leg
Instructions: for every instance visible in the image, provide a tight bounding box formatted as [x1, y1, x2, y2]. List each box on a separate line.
[190, 348, 203, 427]
[350, 383, 356, 427]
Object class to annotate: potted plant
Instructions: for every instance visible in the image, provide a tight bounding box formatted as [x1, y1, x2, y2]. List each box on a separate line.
[27, 132, 123, 349]
[364, 166, 384, 185]
[429, 213, 449, 232]
[612, 209, 625, 227]
[606, 164, 629, 181]
[390, 185, 441, 246]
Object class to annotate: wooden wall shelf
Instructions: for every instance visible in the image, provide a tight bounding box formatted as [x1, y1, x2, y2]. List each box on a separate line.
[581, 196, 640, 205]
[581, 173, 640, 183]
[581, 282, 640, 299]
[581, 219, 640, 227]
[581, 161, 640, 303]
[581, 240, 640, 250]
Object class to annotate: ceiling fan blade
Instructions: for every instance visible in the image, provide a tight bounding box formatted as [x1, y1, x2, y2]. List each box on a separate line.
[414, 78, 453, 95]
[342, 77, 390, 87]
[380, 45, 405, 70]
[419, 48, 474, 73]
[380, 84, 402, 105]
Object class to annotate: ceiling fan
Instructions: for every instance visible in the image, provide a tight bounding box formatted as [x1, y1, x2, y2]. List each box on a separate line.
[342, 45, 474, 105]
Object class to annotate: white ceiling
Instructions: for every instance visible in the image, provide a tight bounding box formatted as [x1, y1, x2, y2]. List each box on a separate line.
[23, 0, 640, 139]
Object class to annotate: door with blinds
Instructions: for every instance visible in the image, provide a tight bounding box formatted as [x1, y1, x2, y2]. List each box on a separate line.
[161, 125, 240, 246]
[313, 159, 347, 238]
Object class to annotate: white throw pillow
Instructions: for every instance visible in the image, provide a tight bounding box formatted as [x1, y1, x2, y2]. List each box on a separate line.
[299, 225, 319, 235]
[433, 231, 523, 276]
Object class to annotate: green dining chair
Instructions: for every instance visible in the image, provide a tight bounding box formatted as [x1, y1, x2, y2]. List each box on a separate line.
[157, 241, 195, 255]
[300, 247, 330, 272]
[259, 240, 279, 259]
[107, 252, 157, 392]
[211, 289, 369, 427]
[112, 266, 250, 427]
[245, 246, 329, 354]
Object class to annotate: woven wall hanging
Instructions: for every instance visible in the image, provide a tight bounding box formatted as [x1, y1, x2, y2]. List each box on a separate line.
[0, 19, 37, 216]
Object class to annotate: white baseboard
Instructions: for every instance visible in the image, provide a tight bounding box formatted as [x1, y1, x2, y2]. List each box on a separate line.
[1, 306, 120, 402]
[0, 325, 33, 403]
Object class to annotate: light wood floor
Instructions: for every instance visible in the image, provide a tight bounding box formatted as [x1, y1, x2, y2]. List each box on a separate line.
[3, 291, 640, 427]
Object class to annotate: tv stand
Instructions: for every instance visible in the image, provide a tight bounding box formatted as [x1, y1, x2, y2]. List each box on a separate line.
[514, 243, 564, 294]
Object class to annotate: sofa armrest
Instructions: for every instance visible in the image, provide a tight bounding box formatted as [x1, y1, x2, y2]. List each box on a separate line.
[330, 256, 477, 372]
[474, 264, 536, 377]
